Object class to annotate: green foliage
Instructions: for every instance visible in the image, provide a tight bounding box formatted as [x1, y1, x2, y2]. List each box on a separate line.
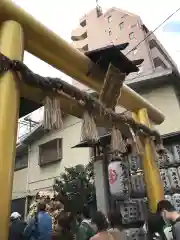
[53, 161, 96, 214]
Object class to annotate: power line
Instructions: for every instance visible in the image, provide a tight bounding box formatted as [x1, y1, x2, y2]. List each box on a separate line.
[126, 7, 180, 56]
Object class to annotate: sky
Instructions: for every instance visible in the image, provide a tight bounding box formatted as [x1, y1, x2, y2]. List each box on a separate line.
[15, 0, 180, 139]
[163, 21, 180, 33]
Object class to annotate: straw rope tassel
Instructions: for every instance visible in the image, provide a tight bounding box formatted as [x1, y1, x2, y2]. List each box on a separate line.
[43, 96, 63, 130]
[129, 127, 144, 155]
[81, 110, 98, 142]
[111, 124, 127, 154]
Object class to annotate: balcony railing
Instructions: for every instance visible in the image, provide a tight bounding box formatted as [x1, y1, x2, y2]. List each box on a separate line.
[71, 27, 87, 41]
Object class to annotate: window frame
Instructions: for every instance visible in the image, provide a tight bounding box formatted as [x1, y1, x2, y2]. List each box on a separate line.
[15, 153, 28, 171]
[39, 138, 63, 167]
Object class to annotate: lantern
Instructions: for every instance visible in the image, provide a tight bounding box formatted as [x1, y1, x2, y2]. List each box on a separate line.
[172, 144, 180, 164]
[108, 160, 131, 199]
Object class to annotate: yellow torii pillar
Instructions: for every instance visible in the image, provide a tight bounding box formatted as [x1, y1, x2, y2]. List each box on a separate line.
[133, 110, 164, 213]
[0, 20, 24, 239]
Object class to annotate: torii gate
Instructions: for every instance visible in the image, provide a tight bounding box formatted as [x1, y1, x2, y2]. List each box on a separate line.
[0, 0, 165, 238]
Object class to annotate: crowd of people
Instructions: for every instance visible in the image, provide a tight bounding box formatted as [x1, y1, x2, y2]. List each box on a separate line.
[8, 199, 125, 240]
[8, 199, 180, 240]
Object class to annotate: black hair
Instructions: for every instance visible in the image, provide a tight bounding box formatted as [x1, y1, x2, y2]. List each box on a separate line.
[58, 211, 71, 230]
[57, 211, 74, 240]
[108, 211, 123, 228]
[157, 200, 175, 213]
[147, 212, 165, 234]
[92, 211, 108, 232]
[82, 206, 90, 219]
[37, 200, 46, 212]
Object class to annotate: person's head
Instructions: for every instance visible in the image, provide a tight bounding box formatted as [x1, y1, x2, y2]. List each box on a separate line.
[77, 207, 91, 223]
[37, 200, 47, 212]
[108, 211, 123, 229]
[82, 206, 90, 219]
[57, 211, 71, 232]
[157, 200, 178, 224]
[10, 212, 21, 221]
[91, 211, 108, 232]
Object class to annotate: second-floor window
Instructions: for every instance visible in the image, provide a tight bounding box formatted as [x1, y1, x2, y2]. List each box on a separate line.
[39, 139, 63, 166]
[129, 32, 135, 40]
[15, 154, 28, 171]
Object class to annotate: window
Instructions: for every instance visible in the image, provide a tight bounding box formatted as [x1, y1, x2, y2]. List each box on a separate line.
[39, 139, 62, 166]
[119, 22, 124, 30]
[108, 30, 112, 36]
[129, 32, 135, 40]
[133, 48, 138, 55]
[108, 16, 112, 23]
[80, 19, 86, 27]
[15, 154, 28, 171]
[153, 57, 167, 69]
[11, 198, 26, 219]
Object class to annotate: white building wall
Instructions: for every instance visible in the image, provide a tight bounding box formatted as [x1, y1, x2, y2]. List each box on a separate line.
[12, 169, 28, 199]
[141, 85, 180, 135]
[12, 115, 90, 199]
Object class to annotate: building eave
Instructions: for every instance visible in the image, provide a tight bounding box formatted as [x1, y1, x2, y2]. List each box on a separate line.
[126, 68, 180, 92]
[162, 131, 180, 145]
[16, 124, 49, 156]
[16, 113, 69, 155]
[72, 130, 180, 149]
[22, 125, 48, 145]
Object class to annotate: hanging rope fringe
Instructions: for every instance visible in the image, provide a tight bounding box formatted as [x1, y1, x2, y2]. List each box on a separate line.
[111, 125, 127, 154]
[43, 96, 63, 130]
[129, 127, 144, 155]
[81, 110, 98, 142]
